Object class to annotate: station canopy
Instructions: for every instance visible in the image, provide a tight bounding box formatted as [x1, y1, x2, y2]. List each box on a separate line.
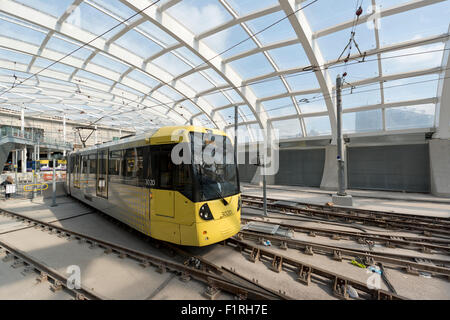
[0, 0, 449, 142]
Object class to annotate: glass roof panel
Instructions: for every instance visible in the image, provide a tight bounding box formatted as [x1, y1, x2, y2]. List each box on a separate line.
[166, 0, 233, 35]
[115, 82, 143, 96]
[384, 74, 440, 104]
[0, 18, 46, 45]
[224, 89, 244, 104]
[268, 44, 309, 70]
[152, 52, 191, 77]
[14, 0, 74, 18]
[68, 2, 119, 37]
[248, 77, 287, 98]
[271, 118, 302, 139]
[263, 97, 297, 118]
[89, 0, 137, 20]
[227, 53, 275, 79]
[157, 85, 183, 101]
[303, 0, 371, 32]
[76, 69, 115, 86]
[45, 36, 93, 60]
[246, 11, 297, 45]
[343, 109, 383, 134]
[127, 70, 159, 89]
[0, 48, 32, 65]
[226, 0, 279, 17]
[202, 92, 230, 107]
[341, 84, 382, 110]
[217, 107, 236, 126]
[174, 47, 203, 66]
[316, 24, 376, 62]
[203, 24, 257, 59]
[181, 73, 215, 92]
[296, 93, 327, 114]
[379, 1, 450, 46]
[33, 57, 75, 74]
[328, 58, 379, 84]
[239, 105, 256, 121]
[381, 43, 444, 75]
[304, 116, 332, 136]
[386, 104, 435, 130]
[114, 30, 163, 58]
[138, 21, 178, 47]
[90, 53, 130, 73]
[201, 69, 227, 86]
[179, 100, 200, 115]
[284, 71, 319, 92]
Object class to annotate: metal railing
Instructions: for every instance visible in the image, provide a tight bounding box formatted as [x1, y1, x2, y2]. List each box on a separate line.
[0, 128, 72, 149]
[0, 171, 66, 200]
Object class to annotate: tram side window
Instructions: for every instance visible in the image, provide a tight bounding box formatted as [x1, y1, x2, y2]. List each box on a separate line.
[69, 155, 74, 173]
[98, 151, 107, 176]
[174, 163, 193, 199]
[122, 148, 138, 186]
[81, 156, 88, 175]
[109, 150, 121, 177]
[89, 154, 96, 174]
[158, 145, 173, 189]
[141, 146, 154, 188]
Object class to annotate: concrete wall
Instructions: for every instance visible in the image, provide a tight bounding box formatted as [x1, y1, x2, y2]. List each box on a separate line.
[429, 139, 450, 197]
[242, 142, 442, 196]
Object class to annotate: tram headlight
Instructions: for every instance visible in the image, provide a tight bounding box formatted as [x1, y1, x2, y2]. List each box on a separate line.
[199, 204, 214, 221]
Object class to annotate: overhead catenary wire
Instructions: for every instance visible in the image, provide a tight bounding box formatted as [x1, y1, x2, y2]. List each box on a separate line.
[0, 0, 448, 130]
[108, 47, 450, 121]
[196, 72, 450, 127]
[0, 0, 320, 127]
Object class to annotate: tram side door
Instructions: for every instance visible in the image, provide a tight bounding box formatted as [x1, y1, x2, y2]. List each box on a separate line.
[151, 146, 174, 218]
[96, 149, 108, 198]
[74, 155, 81, 189]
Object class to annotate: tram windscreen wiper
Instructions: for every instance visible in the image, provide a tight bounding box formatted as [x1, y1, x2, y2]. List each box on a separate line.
[199, 165, 228, 205]
[212, 184, 229, 206]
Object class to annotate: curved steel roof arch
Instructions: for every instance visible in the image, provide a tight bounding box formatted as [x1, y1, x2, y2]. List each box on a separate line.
[0, 0, 447, 140]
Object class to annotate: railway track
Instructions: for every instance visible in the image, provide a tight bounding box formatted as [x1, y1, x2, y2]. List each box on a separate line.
[234, 230, 450, 278]
[242, 195, 450, 236]
[241, 216, 450, 255]
[0, 208, 288, 300]
[0, 239, 103, 300]
[222, 237, 406, 300]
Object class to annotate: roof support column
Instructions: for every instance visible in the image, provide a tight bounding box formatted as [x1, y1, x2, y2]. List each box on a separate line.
[435, 26, 450, 139]
[279, 0, 337, 143]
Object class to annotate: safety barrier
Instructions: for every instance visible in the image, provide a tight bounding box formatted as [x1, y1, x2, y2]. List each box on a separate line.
[23, 183, 49, 192]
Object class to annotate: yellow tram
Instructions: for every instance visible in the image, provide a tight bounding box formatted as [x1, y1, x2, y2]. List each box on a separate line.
[66, 126, 241, 247]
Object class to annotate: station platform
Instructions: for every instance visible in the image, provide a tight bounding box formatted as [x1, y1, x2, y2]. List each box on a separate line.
[241, 183, 450, 218]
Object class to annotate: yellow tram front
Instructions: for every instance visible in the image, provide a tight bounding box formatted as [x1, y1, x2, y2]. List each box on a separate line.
[149, 127, 241, 247]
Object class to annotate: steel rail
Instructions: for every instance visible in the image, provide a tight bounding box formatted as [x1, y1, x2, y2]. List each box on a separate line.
[0, 239, 102, 300]
[241, 217, 450, 254]
[242, 197, 450, 236]
[0, 208, 287, 300]
[242, 195, 450, 225]
[236, 230, 450, 278]
[223, 238, 406, 300]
